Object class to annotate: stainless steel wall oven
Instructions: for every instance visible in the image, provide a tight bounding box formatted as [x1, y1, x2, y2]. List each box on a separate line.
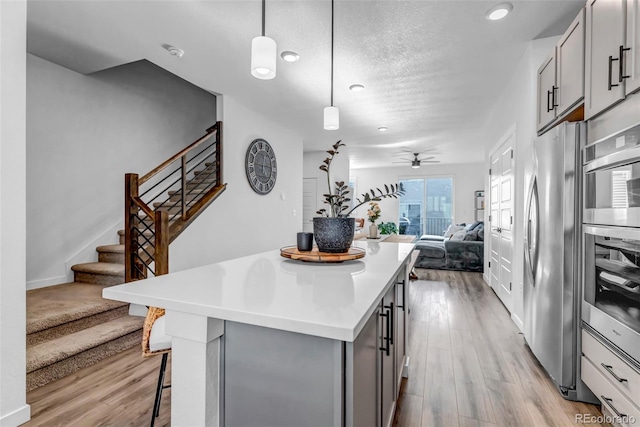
[583, 123, 640, 368]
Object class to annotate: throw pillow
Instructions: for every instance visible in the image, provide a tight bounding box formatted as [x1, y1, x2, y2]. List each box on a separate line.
[444, 224, 465, 238]
[477, 224, 485, 241]
[464, 220, 483, 232]
[463, 229, 479, 241]
[450, 230, 466, 241]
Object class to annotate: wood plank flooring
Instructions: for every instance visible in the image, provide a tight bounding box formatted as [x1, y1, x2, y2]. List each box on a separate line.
[393, 269, 609, 427]
[25, 269, 607, 426]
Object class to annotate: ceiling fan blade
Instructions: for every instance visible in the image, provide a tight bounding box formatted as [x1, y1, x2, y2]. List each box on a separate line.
[420, 160, 440, 163]
[417, 156, 436, 161]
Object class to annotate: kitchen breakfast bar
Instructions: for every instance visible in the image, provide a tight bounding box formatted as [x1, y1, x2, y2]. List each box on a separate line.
[103, 240, 415, 427]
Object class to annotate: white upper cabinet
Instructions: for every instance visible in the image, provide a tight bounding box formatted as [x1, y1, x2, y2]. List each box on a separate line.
[585, 0, 627, 120]
[626, 0, 640, 95]
[537, 51, 558, 131]
[537, 8, 585, 133]
[557, 8, 586, 116]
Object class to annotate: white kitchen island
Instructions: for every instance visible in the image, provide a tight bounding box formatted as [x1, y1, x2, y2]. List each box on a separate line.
[103, 240, 415, 427]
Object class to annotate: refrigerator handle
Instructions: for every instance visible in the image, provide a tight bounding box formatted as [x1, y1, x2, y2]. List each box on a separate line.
[524, 176, 540, 284]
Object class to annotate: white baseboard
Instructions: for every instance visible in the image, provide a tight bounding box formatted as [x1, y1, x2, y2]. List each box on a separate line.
[512, 313, 524, 332]
[0, 404, 31, 426]
[482, 273, 490, 286]
[26, 275, 67, 291]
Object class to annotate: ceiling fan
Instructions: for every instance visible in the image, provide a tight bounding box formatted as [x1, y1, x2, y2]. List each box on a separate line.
[392, 153, 439, 169]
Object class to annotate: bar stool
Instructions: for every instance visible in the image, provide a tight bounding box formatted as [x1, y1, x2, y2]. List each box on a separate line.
[142, 307, 172, 427]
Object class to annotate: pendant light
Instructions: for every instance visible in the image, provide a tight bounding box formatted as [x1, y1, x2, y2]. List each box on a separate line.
[251, 0, 276, 80]
[323, 0, 339, 130]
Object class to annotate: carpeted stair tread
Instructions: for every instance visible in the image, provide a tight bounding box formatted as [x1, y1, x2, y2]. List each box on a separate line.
[96, 244, 124, 254]
[27, 282, 127, 335]
[27, 315, 144, 373]
[71, 262, 124, 276]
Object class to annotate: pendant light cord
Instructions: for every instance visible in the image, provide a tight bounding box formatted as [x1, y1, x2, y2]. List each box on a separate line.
[330, 0, 334, 107]
[262, 0, 266, 36]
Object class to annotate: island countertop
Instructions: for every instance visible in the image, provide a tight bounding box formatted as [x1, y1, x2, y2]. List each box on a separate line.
[103, 240, 415, 342]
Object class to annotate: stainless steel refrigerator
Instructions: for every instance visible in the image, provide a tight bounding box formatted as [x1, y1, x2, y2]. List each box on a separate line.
[523, 121, 595, 402]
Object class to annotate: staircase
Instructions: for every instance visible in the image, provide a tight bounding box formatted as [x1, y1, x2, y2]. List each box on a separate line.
[26, 237, 138, 391]
[26, 122, 226, 391]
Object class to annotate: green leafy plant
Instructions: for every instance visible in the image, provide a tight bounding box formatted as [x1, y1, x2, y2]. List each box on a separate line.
[378, 222, 399, 235]
[316, 141, 405, 218]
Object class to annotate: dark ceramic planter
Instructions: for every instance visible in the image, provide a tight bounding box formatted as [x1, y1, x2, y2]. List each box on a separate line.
[313, 217, 355, 253]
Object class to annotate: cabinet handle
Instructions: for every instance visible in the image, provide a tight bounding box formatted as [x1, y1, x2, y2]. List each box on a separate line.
[600, 395, 627, 419]
[397, 279, 406, 312]
[551, 86, 558, 108]
[609, 55, 620, 90]
[384, 302, 394, 345]
[620, 45, 631, 82]
[546, 89, 552, 112]
[379, 310, 390, 356]
[601, 363, 628, 383]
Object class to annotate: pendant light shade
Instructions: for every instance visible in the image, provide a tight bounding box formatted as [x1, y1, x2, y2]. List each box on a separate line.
[324, 0, 339, 130]
[251, 36, 277, 79]
[324, 106, 340, 130]
[251, 0, 276, 80]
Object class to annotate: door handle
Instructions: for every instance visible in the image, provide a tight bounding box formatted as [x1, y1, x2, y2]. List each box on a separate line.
[620, 45, 631, 82]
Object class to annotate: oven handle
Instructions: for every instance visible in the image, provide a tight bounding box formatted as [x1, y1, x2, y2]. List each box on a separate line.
[584, 145, 640, 174]
[584, 224, 640, 241]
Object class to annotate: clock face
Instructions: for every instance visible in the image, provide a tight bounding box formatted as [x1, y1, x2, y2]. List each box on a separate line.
[245, 139, 277, 195]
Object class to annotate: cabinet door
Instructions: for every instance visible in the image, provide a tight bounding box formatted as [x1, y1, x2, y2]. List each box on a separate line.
[557, 8, 585, 115]
[380, 286, 396, 427]
[537, 50, 557, 132]
[585, 0, 626, 119]
[347, 306, 380, 427]
[395, 275, 407, 394]
[627, 0, 640, 94]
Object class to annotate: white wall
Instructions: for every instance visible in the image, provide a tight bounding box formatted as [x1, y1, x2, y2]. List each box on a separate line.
[0, 1, 30, 425]
[480, 36, 560, 330]
[303, 148, 350, 217]
[169, 95, 303, 271]
[26, 56, 216, 288]
[351, 163, 485, 228]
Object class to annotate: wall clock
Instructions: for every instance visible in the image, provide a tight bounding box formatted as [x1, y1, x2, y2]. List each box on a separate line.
[245, 138, 277, 195]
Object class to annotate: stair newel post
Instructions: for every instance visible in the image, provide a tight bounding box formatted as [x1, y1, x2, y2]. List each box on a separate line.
[181, 155, 187, 221]
[155, 210, 170, 276]
[125, 173, 139, 283]
[216, 121, 223, 186]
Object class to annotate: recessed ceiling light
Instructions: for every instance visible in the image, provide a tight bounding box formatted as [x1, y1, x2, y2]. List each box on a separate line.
[164, 45, 185, 58]
[486, 3, 513, 20]
[280, 51, 300, 62]
[378, 127, 388, 132]
[349, 84, 365, 92]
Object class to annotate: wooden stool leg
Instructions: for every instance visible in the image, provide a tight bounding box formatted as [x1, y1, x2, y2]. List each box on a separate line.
[150, 353, 169, 427]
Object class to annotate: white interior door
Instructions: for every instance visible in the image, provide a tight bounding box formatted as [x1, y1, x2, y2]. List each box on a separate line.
[489, 134, 515, 312]
[302, 178, 316, 233]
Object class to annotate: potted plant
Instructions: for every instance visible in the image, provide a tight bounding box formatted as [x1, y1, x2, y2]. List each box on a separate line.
[314, 141, 405, 253]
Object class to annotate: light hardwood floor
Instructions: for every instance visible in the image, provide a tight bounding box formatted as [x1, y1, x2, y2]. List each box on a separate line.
[25, 269, 607, 426]
[393, 269, 609, 427]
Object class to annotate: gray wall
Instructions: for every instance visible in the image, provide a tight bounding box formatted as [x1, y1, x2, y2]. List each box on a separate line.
[26, 55, 217, 288]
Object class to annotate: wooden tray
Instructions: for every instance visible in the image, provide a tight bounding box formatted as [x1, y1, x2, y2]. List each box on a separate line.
[280, 246, 365, 263]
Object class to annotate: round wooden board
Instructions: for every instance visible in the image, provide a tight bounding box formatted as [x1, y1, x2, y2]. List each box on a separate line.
[280, 246, 365, 263]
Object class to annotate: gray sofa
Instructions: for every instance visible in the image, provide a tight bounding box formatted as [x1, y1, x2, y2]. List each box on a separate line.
[414, 221, 484, 272]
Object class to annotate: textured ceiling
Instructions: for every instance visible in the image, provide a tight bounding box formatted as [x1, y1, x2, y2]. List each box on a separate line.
[27, 0, 585, 169]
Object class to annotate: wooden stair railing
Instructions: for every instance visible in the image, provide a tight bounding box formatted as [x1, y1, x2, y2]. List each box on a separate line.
[124, 121, 226, 282]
